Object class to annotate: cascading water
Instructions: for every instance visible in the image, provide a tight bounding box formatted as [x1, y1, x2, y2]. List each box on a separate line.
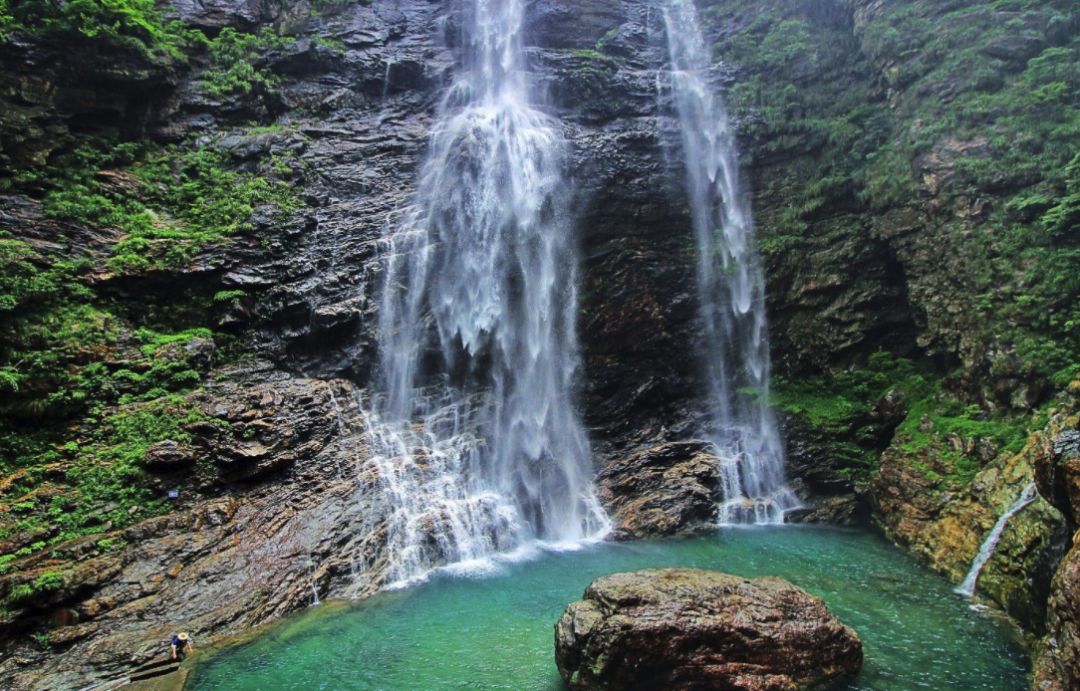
[361, 0, 608, 585]
[660, 0, 799, 524]
[955, 482, 1040, 598]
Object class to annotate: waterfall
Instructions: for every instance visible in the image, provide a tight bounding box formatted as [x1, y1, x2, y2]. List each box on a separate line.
[660, 0, 799, 524]
[955, 482, 1040, 598]
[362, 0, 609, 586]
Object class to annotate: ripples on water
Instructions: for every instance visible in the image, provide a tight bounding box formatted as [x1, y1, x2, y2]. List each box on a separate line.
[190, 526, 1028, 691]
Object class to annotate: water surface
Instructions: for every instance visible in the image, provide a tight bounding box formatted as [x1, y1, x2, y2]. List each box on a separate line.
[190, 526, 1027, 690]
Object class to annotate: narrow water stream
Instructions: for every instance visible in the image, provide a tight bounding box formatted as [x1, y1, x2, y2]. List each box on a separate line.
[189, 526, 1027, 690]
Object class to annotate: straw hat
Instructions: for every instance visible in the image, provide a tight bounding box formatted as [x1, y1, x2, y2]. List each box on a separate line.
[178, 633, 190, 641]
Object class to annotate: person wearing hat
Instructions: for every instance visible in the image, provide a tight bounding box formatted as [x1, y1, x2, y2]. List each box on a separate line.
[170, 632, 194, 661]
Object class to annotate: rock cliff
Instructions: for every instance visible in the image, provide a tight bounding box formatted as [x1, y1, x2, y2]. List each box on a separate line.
[0, 0, 1075, 688]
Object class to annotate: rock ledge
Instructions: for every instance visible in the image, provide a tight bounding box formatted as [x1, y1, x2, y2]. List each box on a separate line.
[554, 568, 862, 691]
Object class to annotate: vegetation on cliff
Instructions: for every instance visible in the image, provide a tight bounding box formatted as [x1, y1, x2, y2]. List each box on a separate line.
[0, 133, 302, 570]
[707, 0, 1075, 504]
[0, 4, 307, 587]
[772, 352, 1034, 487]
[713, 0, 1077, 393]
[0, 0, 194, 59]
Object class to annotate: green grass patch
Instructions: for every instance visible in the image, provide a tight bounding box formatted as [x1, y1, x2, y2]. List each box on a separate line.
[772, 352, 1039, 487]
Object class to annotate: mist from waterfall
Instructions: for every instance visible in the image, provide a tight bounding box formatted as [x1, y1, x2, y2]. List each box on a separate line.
[361, 0, 608, 585]
[660, 0, 799, 524]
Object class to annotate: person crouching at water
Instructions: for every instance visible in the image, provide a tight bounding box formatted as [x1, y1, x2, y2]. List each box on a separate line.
[171, 632, 194, 660]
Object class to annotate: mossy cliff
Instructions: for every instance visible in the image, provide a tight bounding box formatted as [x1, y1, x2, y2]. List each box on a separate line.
[0, 0, 1075, 688]
[706, 0, 1077, 399]
[700, 0, 1076, 682]
[0, 2, 386, 686]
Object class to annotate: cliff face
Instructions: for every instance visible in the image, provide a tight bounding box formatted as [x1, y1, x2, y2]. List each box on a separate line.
[0, 0, 1075, 688]
[702, 0, 1077, 682]
[657, 6, 1078, 686]
[0, 1, 707, 687]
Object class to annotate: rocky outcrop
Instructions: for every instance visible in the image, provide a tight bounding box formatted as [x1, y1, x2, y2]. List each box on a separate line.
[1030, 383, 1080, 691]
[0, 373, 391, 690]
[1036, 542, 1080, 691]
[597, 441, 723, 539]
[869, 423, 1066, 630]
[554, 568, 862, 691]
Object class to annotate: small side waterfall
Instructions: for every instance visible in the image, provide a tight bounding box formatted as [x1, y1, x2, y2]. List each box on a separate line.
[362, 0, 608, 585]
[660, 0, 799, 524]
[955, 482, 1040, 598]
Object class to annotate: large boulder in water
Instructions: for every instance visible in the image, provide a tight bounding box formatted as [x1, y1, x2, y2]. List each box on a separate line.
[554, 568, 862, 691]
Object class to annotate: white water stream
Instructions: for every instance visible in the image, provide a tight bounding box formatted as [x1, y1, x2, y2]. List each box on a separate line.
[361, 0, 608, 586]
[660, 0, 799, 524]
[955, 481, 1040, 598]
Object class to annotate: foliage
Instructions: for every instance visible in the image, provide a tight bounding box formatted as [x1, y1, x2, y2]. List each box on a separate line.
[772, 353, 1036, 487]
[0, 330, 214, 551]
[34, 140, 300, 273]
[0, 114, 306, 569]
[714, 0, 1079, 393]
[39, 395, 212, 544]
[0, 227, 219, 426]
[0, 156, 244, 561]
[0, 0, 199, 60]
[0, 0, 13, 39]
[213, 289, 247, 303]
[772, 353, 927, 430]
[313, 35, 345, 54]
[201, 27, 294, 98]
[713, 3, 892, 245]
[854, 0, 1079, 384]
[5, 569, 63, 607]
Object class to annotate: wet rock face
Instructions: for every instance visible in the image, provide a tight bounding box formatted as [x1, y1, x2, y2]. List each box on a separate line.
[554, 568, 863, 691]
[1034, 427, 1080, 528]
[868, 408, 1070, 631]
[0, 34, 177, 177]
[0, 373, 389, 690]
[1031, 385, 1080, 691]
[1035, 539, 1080, 691]
[537, 0, 705, 449]
[170, 0, 279, 31]
[597, 441, 722, 539]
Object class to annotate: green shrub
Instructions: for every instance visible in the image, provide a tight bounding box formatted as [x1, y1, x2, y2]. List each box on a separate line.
[1, 0, 199, 60]
[4, 569, 64, 607]
[201, 27, 294, 98]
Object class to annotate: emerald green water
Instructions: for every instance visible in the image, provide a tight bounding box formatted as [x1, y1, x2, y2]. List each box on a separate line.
[189, 527, 1028, 690]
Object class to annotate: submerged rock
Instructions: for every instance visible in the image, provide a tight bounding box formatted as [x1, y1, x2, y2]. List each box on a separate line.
[554, 568, 862, 691]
